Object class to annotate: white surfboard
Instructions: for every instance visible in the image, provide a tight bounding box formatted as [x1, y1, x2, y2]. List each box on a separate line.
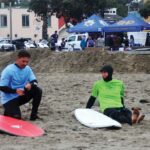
[74, 108, 122, 128]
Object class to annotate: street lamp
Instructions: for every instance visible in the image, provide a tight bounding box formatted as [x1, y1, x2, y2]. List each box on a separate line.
[126, 3, 131, 13]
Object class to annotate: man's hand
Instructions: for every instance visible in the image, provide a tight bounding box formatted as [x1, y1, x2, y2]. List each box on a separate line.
[16, 89, 24, 96]
[25, 83, 32, 91]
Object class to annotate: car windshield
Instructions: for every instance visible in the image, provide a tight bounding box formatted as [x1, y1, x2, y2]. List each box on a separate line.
[28, 40, 34, 44]
[68, 36, 76, 42]
[40, 40, 48, 44]
[0, 40, 10, 44]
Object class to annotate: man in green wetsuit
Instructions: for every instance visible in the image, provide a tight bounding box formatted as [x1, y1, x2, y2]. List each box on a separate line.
[86, 65, 145, 125]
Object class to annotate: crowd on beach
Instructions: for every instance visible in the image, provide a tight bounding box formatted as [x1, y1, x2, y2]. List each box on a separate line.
[48, 30, 150, 52]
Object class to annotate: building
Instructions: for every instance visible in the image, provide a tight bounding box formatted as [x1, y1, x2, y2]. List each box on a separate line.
[0, 6, 66, 42]
[104, 8, 122, 24]
[104, 8, 117, 15]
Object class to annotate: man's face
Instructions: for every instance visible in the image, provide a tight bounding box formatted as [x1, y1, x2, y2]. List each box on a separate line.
[16, 57, 30, 69]
[101, 71, 108, 79]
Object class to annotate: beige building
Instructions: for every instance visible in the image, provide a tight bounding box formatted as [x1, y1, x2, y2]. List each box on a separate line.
[0, 7, 65, 41]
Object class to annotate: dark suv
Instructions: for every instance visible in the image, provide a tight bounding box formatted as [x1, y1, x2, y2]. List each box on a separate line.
[12, 38, 31, 50]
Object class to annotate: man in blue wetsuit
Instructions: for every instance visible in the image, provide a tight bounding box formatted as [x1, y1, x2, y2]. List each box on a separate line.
[0, 50, 42, 120]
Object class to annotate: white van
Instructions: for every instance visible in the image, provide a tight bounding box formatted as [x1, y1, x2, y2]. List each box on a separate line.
[127, 32, 147, 46]
[64, 33, 88, 51]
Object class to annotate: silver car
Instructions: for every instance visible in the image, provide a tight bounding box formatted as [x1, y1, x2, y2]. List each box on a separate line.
[0, 40, 16, 51]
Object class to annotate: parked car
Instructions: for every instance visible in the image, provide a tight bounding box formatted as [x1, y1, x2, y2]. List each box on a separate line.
[64, 33, 88, 51]
[12, 38, 36, 50]
[24, 40, 36, 49]
[0, 40, 16, 51]
[36, 39, 49, 48]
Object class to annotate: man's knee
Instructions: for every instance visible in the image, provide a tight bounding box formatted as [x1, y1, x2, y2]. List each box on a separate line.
[38, 86, 42, 94]
[31, 85, 42, 95]
[3, 100, 21, 119]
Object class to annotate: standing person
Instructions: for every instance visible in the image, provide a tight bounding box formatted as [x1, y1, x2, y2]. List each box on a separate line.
[0, 50, 42, 120]
[86, 65, 145, 125]
[129, 35, 135, 47]
[95, 35, 105, 48]
[105, 35, 114, 51]
[60, 38, 66, 51]
[145, 33, 150, 46]
[123, 35, 129, 47]
[87, 36, 95, 47]
[49, 36, 56, 51]
[80, 35, 87, 50]
[50, 31, 59, 51]
[51, 30, 58, 43]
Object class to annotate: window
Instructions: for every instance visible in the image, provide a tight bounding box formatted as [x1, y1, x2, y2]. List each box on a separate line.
[105, 11, 109, 13]
[48, 15, 51, 27]
[77, 36, 82, 41]
[0, 15, 7, 27]
[68, 36, 76, 42]
[22, 15, 29, 27]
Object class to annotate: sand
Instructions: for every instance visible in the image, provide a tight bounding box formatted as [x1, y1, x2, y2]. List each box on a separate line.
[0, 49, 150, 150]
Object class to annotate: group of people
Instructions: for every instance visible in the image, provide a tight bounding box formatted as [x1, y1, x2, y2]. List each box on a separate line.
[49, 31, 150, 52]
[0, 50, 145, 125]
[49, 31, 66, 51]
[80, 33, 137, 51]
[80, 35, 105, 50]
[105, 34, 135, 51]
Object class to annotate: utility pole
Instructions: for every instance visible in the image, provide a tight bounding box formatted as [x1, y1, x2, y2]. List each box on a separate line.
[126, 3, 130, 13]
[9, 2, 12, 42]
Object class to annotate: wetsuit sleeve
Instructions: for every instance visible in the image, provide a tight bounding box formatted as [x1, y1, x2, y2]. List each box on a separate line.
[0, 86, 16, 93]
[86, 96, 96, 108]
[121, 97, 125, 107]
[29, 79, 38, 89]
[86, 81, 99, 108]
[121, 82, 125, 107]
[30, 79, 38, 85]
[0, 67, 16, 93]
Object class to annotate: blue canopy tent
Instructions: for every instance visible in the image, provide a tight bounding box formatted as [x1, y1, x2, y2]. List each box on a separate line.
[67, 14, 109, 33]
[103, 12, 150, 32]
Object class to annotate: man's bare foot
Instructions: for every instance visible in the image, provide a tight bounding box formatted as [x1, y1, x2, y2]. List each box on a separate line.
[136, 114, 145, 123]
[132, 109, 140, 124]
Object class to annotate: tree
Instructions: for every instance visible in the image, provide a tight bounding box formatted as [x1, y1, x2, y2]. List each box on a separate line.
[50, 0, 115, 24]
[51, 0, 131, 22]
[139, 0, 150, 19]
[19, 0, 30, 7]
[0, 0, 16, 6]
[29, 0, 50, 40]
[29, 0, 133, 39]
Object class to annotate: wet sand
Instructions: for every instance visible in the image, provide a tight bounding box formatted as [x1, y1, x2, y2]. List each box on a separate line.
[0, 72, 150, 150]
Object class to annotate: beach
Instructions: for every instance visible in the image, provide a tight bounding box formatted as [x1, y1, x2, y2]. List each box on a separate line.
[0, 49, 150, 149]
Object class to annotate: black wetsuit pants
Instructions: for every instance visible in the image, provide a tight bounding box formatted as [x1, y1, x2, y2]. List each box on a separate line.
[3, 85, 42, 119]
[104, 107, 132, 125]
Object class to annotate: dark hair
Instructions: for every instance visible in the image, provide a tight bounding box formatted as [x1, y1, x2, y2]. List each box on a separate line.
[17, 50, 31, 58]
[100, 65, 113, 82]
[100, 65, 113, 74]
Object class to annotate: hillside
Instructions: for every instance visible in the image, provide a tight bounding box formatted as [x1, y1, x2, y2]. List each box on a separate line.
[0, 48, 150, 73]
